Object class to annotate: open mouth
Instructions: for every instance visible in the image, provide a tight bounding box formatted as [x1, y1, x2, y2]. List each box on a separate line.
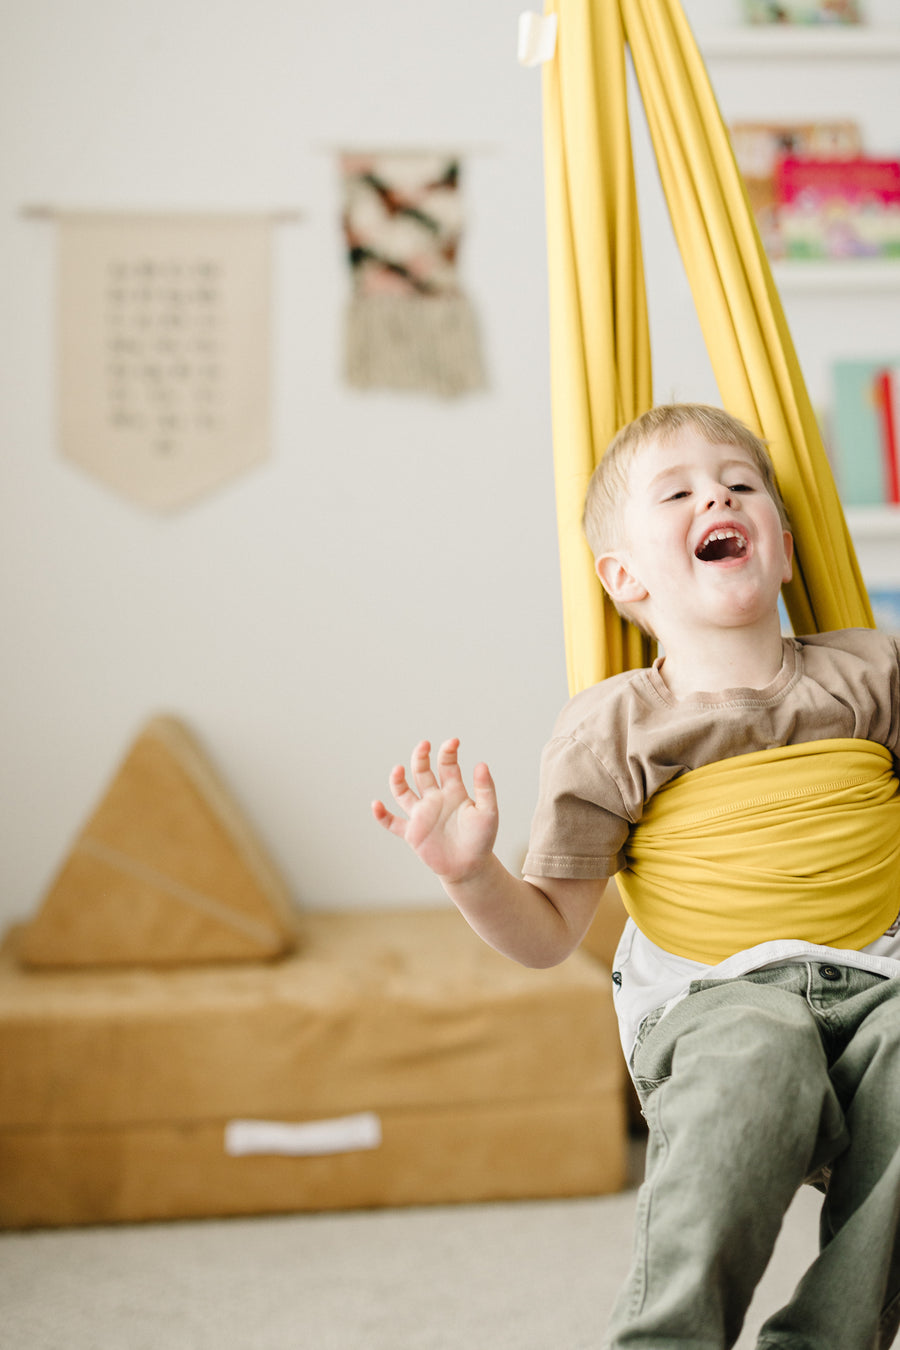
[695, 528, 748, 562]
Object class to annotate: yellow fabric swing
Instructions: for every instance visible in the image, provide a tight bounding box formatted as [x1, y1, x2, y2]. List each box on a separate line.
[539, 0, 894, 967]
[541, 0, 874, 698]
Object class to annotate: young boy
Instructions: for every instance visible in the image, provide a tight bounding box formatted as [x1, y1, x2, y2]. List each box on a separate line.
[373, 403, 900, 1350]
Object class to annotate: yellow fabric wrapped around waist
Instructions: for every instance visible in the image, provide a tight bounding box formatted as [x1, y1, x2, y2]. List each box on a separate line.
[617, 739, 900, 965]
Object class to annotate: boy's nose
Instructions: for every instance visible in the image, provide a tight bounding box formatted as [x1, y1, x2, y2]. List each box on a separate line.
[704, 488, 732, 510]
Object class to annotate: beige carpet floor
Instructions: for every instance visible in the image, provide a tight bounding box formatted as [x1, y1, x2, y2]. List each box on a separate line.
[0, 1151, 825, 1350]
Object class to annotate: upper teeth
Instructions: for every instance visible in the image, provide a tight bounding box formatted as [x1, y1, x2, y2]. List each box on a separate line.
[705, 530, 742, 544]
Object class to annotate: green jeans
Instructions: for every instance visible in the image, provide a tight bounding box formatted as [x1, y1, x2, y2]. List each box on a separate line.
[605, 963, 900, 1350]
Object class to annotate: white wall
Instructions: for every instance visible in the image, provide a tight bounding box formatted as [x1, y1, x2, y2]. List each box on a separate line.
[1, 0, 897, 927]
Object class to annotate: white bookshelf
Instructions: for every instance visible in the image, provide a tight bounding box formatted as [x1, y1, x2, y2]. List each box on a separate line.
[844, 506, 900, 539]
[772, 261, 900, 292]
[697, 21, 900, 572]
[701, 27, 900, 59]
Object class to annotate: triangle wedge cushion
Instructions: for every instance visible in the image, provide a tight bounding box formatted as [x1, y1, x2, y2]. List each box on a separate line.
[18, 717, 298, 968]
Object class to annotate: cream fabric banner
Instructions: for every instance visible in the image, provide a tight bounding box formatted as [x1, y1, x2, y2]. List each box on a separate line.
[57, 213, 272, 511]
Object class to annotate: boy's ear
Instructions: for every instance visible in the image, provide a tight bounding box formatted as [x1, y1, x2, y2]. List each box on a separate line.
[782, 530, 794, 584]
[595, 551, 649, 605]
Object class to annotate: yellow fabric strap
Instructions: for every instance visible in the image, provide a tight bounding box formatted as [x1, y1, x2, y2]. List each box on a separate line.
[541, 0, 873, 695]
[617, 740, 900, 966]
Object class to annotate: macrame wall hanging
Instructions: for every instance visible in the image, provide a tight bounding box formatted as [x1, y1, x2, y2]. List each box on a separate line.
[54, 211, 276, 511]
[340, 151, 487, 398]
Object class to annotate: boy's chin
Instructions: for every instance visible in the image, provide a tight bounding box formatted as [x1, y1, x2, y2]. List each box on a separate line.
[714, 596, 782, 628]
[681, 585, 783, 631]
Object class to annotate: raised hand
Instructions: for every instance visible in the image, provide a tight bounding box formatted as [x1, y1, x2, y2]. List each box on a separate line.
[371, 738, 499, 884]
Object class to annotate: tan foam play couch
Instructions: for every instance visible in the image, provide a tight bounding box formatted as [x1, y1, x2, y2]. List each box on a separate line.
[0, 908, 626, 1228]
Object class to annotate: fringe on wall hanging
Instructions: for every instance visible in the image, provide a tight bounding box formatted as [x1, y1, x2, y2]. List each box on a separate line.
[340, 151, 487, 398]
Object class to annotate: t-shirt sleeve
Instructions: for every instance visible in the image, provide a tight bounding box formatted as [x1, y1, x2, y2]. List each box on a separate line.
[522, 733, 633, 880]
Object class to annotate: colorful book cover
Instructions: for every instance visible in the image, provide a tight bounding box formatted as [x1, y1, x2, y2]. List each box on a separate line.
[742, 0, 861, 22]
[831, 361, 900, 506]
[776, 157, 900, 259]
[730, 121, 861, 258]
[869, 590, 900, 635]
[877, 369, 900, 503]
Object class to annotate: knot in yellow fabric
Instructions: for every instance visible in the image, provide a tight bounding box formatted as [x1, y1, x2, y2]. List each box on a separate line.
[618, 739, 900, 965]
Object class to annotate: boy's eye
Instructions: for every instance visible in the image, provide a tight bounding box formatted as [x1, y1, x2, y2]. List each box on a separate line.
[729, 482, 755, 493]
[665, 489, 690, 501]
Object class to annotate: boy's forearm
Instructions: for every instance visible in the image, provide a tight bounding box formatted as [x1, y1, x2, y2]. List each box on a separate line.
[440, 853, 598, 969]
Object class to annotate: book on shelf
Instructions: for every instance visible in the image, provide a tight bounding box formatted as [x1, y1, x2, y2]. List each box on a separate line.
[869, 591, 900, 636]
[831, 360, 900, 507]
[730, 121, 861, 259]
[741, 0, 862, 22]
[775, 157, 900, 261]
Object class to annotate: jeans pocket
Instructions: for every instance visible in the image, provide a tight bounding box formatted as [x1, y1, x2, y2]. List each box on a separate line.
[630, 1005, 671, 1104]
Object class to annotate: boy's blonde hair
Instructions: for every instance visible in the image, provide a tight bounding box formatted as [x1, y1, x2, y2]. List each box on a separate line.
[582, 403, 791, 561]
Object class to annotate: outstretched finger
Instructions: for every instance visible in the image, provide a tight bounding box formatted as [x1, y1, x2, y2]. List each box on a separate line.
[471, 760, 498, 813]
[435, 737, 464, 790]
[371, 798, 407, 839]
[410, 739, 440, 796]
[387, 763, 421, 815]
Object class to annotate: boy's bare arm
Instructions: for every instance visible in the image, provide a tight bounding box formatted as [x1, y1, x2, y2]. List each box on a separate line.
[372, 738, 606, 968]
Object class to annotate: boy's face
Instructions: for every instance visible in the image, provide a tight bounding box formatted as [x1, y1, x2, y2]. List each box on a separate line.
[597, 429, 793, 641]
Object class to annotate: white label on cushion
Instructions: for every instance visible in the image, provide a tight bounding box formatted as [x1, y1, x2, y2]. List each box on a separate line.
[224, 1112, 382, 1157]
[517, 12, 557, 66]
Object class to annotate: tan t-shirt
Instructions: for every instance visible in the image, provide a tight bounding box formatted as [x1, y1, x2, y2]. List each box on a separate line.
[523, 629, 900, 881]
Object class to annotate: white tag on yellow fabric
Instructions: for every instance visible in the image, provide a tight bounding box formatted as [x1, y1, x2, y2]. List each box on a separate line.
[518, 12, 558, 66]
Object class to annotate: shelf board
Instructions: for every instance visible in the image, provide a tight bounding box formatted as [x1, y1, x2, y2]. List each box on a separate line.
[771, 260, 900, 292]
[844, 507, 900, 539]
[701, 27, 900, 59]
